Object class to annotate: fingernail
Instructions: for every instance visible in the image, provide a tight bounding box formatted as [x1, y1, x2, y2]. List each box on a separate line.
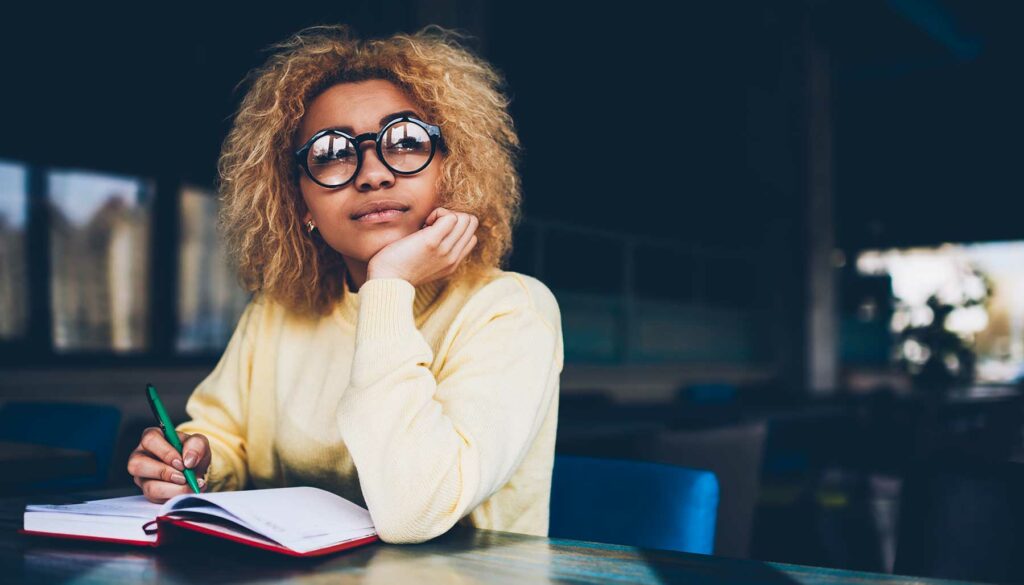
[198, 478, 206, 488]
[172, 458, 184, 471]
[171, 472, 186, 485]
[183, 452, 197, 468]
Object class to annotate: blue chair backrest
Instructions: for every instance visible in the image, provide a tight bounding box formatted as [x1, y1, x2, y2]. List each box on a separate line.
[550, 455, 719, 554]
[0, 401, 121, 491]
[681, 383, 738, 405]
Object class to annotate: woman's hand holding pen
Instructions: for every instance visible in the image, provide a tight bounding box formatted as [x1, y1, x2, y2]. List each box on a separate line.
[366, 207, 479, 286]
[127, 428, 210, 503]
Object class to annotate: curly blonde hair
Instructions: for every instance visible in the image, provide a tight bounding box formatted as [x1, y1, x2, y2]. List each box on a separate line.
[216, 23, 524, 318]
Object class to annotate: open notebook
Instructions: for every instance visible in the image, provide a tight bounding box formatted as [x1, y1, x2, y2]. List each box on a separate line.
[20, 487, 378, 557]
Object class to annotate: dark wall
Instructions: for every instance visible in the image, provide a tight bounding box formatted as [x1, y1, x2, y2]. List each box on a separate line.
[0, 3, 807, 247]
[827, 1, 1024, 251]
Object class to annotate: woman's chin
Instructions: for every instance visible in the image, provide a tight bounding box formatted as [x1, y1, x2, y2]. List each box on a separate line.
[326, 226, 416, 259]
[355, 233, 409, 258]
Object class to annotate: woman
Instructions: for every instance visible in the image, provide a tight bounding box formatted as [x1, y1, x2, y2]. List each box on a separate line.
[126, 24, 563, 544]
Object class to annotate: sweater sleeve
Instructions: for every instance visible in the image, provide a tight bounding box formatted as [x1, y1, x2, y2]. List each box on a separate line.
[337, 277, 561, 544]
[176, 296, 261, 492]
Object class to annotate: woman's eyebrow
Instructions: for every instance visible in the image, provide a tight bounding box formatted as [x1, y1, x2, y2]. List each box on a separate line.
[323, 110, 422, 134]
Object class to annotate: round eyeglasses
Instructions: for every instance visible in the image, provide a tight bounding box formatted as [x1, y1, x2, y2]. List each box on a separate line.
[294, 116, 443, 189]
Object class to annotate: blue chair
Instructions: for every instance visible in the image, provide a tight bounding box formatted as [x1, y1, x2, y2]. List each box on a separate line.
[680, 383, 738, 405]
[549, 455, 719, 554]
[0, 401, 121, 492]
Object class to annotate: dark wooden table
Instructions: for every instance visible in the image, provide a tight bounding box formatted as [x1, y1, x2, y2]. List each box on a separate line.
[0, 441, 95, 485]
[1, 488, 983, 584]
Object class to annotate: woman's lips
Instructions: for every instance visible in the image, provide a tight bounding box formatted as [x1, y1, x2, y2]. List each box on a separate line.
[354, 209, 407, 223]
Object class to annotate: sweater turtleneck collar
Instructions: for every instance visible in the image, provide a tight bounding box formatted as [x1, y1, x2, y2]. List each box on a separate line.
[333, 274, 448, 326]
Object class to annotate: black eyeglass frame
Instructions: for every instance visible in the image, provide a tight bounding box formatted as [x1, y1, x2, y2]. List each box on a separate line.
[294, 116, 443, 189]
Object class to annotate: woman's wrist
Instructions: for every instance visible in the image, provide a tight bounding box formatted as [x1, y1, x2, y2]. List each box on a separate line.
[366, 270, 407, 283]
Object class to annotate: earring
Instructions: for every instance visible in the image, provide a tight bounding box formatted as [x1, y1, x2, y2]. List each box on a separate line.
[305, 220, 316, 234]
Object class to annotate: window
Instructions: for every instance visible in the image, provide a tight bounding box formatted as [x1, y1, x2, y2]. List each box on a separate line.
[858, 241, 1024, 383]
[0, 163, 269, 365]
[176, 185, 250, 352]
[0, 160, 29, 340]
[47, 169, 153, 352]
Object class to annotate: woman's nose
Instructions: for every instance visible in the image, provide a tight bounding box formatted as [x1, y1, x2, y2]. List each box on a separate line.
[354, 144, 394, 191]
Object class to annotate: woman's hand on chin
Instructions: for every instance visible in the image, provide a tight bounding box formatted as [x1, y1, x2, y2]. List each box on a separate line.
[366, 207, 478, 287]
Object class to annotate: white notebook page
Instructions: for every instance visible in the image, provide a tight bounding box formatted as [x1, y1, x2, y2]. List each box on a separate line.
[26, 495, 160, 519]
[162, 486, 375, 553]
[26, 487, 375, 553]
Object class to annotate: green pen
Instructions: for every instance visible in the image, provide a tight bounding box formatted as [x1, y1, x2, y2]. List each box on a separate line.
[145, 383, 201, 494]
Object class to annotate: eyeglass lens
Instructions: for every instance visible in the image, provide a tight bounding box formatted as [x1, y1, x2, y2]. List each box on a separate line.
[307, 120, 433, 186]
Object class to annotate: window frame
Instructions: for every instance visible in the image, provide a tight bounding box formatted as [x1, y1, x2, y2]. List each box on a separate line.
[0, 161, 228, 368]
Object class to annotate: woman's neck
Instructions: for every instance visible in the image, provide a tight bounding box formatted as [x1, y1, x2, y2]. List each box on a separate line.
[344, 259, 368, 293]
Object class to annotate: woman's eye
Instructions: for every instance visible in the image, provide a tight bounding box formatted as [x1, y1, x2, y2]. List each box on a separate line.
[313, 152, 353, 163]
[390, 138, 425, 151]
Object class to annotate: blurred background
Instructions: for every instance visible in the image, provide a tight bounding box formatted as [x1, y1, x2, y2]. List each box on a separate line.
[2, 0, 1024, 581]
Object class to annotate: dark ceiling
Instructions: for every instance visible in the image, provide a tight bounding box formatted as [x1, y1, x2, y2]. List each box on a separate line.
[1, 1, 1020, 251]
[827, 0, 1024, 249]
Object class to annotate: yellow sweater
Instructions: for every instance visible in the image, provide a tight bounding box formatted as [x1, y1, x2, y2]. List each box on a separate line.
[175, 268, 564, 544]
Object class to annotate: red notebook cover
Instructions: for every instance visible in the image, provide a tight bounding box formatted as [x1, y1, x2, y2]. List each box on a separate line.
[19, 515, 379, 558]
